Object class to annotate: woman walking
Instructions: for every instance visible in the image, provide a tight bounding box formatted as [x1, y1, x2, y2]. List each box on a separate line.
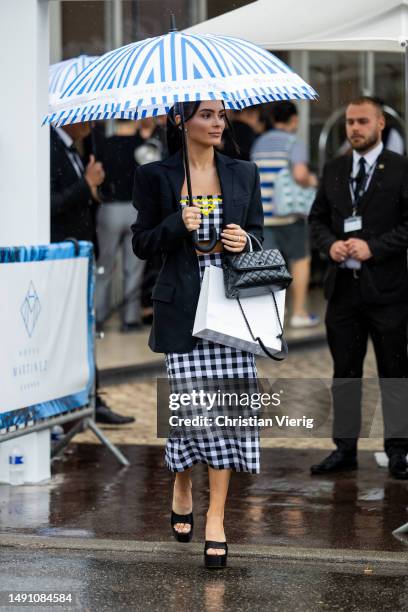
[131, 100, 263, 568]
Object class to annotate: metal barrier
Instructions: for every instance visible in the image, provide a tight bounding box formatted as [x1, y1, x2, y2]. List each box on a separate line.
[0, 241, 129, 475]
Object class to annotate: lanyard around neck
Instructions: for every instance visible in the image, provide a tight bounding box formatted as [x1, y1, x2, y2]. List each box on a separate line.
[349, 158, 377, 213]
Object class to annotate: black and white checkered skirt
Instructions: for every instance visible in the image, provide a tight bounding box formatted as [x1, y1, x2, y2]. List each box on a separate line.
[164, 250, 260, 474]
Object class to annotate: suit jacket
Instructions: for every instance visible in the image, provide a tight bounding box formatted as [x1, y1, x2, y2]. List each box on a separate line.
[50, 128, 99, 252]
[309, 149, 408, 304]
[131, 149, 264, 353]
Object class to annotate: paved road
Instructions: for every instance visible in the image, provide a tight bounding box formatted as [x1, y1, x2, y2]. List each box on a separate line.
[1, 547, 407, 612]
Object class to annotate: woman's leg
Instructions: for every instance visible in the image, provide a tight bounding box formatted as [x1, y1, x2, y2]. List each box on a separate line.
[290, 256, 312, 317]
[172, 468, 193, 534]
[206, 467, 231, 555]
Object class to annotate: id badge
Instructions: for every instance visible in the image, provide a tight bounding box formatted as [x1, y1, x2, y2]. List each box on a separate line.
[344, 216, 362, 233]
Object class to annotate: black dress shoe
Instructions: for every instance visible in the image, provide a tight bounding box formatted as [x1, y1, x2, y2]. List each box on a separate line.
[389, 453, 408, 480]
[311, 450, 358, 475]
[95, 399, 135, 425]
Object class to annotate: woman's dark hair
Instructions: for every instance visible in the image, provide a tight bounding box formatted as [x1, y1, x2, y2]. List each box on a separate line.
[166, 102, 201, 155]
[166, 101, 239, 156]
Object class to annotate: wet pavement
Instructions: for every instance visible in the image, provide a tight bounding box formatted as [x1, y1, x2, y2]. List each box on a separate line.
[1, 445, 408, 554]
[0, 547, 407, 612]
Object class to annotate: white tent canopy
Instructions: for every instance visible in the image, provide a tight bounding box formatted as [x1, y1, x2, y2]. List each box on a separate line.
[186, 0, 408, 52]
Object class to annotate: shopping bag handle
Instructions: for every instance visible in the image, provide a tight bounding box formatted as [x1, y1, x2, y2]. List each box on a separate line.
[237, 289, 288, 361]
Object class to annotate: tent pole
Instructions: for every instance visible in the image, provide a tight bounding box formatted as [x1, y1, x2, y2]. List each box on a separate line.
[405, 42, 408, 151]
[362, 51, 374, 96]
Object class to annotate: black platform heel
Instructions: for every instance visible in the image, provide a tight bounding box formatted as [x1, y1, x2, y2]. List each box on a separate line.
[204, 541, 228, 569]
[171, 511, 194, 543]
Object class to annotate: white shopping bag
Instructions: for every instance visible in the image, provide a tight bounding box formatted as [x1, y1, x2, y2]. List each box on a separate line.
[193, 265, 286, 357]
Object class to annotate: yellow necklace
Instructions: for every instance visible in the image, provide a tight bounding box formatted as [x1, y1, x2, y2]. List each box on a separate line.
[180, 196, 221, 216]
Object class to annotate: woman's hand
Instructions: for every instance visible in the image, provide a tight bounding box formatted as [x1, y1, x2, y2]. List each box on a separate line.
[221, 224, 247, 253]
[182, 206, 201, 231]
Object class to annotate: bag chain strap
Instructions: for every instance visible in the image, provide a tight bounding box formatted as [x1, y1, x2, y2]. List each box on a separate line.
[236, 289, 288, 361]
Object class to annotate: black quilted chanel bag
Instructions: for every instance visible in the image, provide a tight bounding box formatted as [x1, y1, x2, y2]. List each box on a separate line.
[222, 233, 292, 362]
[222, 234, 292, 299]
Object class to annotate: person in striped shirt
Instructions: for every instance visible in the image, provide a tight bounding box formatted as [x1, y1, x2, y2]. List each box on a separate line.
[251, 101, 319, 328]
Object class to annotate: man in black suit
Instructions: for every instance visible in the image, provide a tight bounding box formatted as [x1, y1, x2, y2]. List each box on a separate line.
[51, 123, 103, 248]
[50, 123, 135, 425]
[309, 96, 408, 479]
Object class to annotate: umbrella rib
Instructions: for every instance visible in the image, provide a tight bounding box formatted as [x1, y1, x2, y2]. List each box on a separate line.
[122, 38, 157, 87]
[183, 38, 216, 79]
[187, 33, 230, 78]
[170, 32, 177, 81]
[132, 39, 162, 86]
[217, 35, 292, 74]
[64, 46, 129, 97]
[209, 38, 254, 75]
[214, 40, 259, 74]
[92, 46, 137, 93]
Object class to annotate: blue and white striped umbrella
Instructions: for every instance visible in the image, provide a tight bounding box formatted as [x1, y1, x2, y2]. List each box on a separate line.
[49, 55, 98, 105]
[44, 32, 317, 126]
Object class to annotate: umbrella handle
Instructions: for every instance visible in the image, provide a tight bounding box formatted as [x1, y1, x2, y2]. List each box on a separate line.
[191, 227, 218, 252]
[178, 105, 219, 253]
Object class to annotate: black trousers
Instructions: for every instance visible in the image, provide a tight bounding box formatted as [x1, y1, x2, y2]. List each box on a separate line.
[326, 270, 408, 456]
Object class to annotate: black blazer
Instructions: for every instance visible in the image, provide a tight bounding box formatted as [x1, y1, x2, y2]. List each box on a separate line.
[50, 128, 98, 250]
[131, 150, 264, 353]
[309, 149, 408, 303]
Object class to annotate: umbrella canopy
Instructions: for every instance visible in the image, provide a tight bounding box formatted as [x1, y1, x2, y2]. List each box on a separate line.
[186, 0, 408, 52]
[49, 55, 98, 105]
[43, 31, 316, 127]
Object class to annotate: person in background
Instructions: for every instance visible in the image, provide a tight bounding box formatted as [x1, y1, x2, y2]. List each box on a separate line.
[50, 123, 135, 425]
[95, 118, 165, 332]
[251, 101, 319, 328]
[222, 106, 264, 161]
[338, 97, 405, 157]
[140, 119, 168, 326]
[309, 96, 408, 479]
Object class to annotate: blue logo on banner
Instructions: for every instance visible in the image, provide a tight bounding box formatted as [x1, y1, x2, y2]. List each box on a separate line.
[20, 281, 41, 338]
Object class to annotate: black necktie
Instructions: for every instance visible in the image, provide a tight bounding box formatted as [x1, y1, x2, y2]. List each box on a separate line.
[353, 157, 367, 201]
[66, 143, 84, 175]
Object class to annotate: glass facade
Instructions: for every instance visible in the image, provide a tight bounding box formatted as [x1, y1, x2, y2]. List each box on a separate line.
[374, 52, 404, 116]
[308, 51, 362, 167]
[60, 0, 256, 57]
[122, 0, 192, 42]
[61, 1, 106, 57]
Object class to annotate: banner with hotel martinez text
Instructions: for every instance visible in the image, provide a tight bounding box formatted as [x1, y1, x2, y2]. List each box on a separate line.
[0, 242, 94, 429]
